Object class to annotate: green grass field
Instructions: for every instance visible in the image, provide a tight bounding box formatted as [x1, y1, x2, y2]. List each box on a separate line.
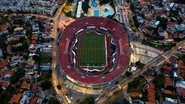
[79, 32, 106, 67]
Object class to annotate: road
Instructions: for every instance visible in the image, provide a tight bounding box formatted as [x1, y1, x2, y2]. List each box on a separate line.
[49, 1, 72, 104]
[95, 40, 185, 104]
[0, 12, 52, 21]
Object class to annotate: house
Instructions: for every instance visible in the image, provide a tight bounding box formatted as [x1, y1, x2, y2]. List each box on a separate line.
[11, 56, 23, 63]
[163, 97, 178, 104]
[136, 16, 145, 24]
[31, 83, 37, 90]
[177, 69, 185, 79]
[150, 20, 160, 28]
[30, 97, 37, 104]
[29, 44, 37, 53]
[25, 64, 34, 74]
[177, 87, 185, 96]
[163, 65, 173, 75]
[36, 98, 43, 104]
[7, 36, 14, 42]
[20, 83, 30, 90]
[32, 22, 39, 32]
[27, 60, 35, 66]
[20, 95, 30, 104]
[1, 81, 10, 89]
[6, 44, 12, 53]
[9, 93, 22, 104]
[13, 35, 21, 41]
[176, 81, 185, 89]
[2, 69, 13, 79]
[130, 92, 142, 98]
[176, 87, 185, 104]
[155, 9, 164, 16]
[178, 60, 185, 69]
[9, 61, 19, 67]
[175, 24, 185, 32]
[164, 77, 173, 87]
[166, 23, 176, 34]
[177, 60, 185, 79]
[32, 34, 38, 40]
[147, 82, 155, 103]
[158, 27, 164, 37]
[163, 90, 173, 95]
[0, 59, 9, 69]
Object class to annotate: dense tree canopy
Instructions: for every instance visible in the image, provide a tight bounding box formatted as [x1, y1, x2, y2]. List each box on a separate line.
[80, 96, 95, 104]
[10, 69, 25, 84]
[41, 81, 52, 91]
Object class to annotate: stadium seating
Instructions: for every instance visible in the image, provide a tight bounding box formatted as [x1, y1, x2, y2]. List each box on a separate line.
[58, 17, 131, 85]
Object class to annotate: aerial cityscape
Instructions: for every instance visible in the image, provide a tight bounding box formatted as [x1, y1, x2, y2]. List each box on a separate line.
[0, 0, 184, 104]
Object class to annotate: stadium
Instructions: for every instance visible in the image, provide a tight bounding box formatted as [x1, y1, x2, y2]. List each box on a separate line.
[57, 17, 131, 89]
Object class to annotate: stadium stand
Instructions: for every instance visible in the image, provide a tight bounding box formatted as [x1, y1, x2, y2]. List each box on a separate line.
[58, 17, 131, 86]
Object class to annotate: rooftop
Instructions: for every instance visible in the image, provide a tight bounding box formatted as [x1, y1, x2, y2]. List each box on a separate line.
[9, 93, 22, 104]
[20, 83, 30, 89]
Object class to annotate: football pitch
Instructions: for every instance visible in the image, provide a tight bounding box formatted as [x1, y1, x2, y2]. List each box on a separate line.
[79, 32, 106, 67]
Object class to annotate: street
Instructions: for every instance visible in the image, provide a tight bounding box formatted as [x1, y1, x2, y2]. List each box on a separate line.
[50, 1, 71, 103]
[95, 40, 185, 104]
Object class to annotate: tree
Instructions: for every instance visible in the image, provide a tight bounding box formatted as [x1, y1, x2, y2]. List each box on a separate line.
[99, 0, 111, 5]
[10, 69, 25, 84]
[82, 0, 90, 13]
[19, 39, 29, 52]
[154, 74, 164, 88]
[49, 97, 60, 104]
[0, 86, 16, 104]
[80, 96, 95, 104]
[26, 29, 32, 39]
[0, 38, 3, 48]
[0, 16, 9, 25]
[38, 21, 44, 32]
[135, 61, 145, 68]
[64, 11, 72, 17]
[32, 55, 40, 63]
[127, 77, 145, 93]
[39, 53, 52, 64]
[41, 81, 52, 91]
[24, 22, 31, 29]
[176, 53, 185, 62]
[125, 71, 132, 77]
[57, 85, 61, 90]
[67, 0, 74, 3]
[107, 14, 115, 19]
[156, 16, 168, 30]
